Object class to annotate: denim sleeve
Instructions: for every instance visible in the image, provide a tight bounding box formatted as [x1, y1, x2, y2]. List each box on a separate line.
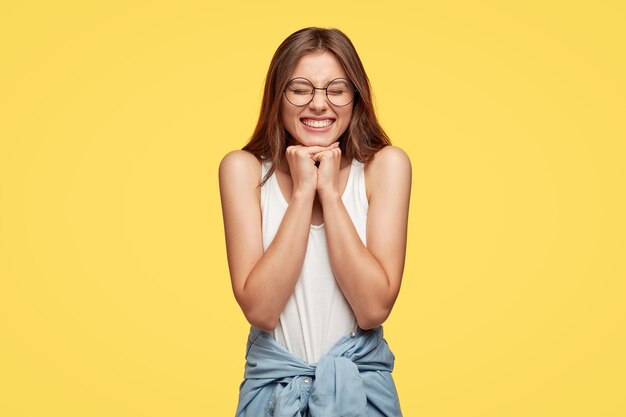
[235, 378, 276, 417]
[361, 371, 402, 417]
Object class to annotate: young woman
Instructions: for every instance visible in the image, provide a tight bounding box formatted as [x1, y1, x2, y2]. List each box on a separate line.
[219, 27, 411, 417]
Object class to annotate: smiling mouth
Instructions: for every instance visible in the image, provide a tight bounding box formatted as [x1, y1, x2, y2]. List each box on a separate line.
[300, 118, 335, 128]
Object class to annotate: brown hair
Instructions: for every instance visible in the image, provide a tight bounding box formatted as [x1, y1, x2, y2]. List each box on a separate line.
[242, 27, 391, 186]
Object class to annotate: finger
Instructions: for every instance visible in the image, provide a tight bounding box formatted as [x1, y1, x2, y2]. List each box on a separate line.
[298, 142, 340, 155]
[295, 146, 333, 157]
[286, 145, 304, 153]
[311, 145, 341, 157]
[312, 150, 335, 162]
[311, 152, 322, 162]
[313, 147, 341, 158]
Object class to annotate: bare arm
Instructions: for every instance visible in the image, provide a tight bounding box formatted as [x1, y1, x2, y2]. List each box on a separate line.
[218, 145, 337, 331]
[315, 145, 412, 329]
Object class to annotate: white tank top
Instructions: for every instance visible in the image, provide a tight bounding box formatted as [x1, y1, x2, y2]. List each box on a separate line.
[260, 158, 368, 364]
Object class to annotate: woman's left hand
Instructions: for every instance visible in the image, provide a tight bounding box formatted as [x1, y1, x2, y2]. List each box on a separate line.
[311, 142, 342, 200]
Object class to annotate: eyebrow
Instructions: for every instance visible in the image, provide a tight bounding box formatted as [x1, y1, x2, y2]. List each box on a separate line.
[291, 77, 350, 85]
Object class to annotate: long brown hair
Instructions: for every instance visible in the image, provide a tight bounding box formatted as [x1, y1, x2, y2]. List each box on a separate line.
[242, 27, 391, 186]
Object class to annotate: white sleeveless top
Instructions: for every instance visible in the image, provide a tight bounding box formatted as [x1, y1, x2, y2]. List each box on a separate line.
[260, 158, 369, 364]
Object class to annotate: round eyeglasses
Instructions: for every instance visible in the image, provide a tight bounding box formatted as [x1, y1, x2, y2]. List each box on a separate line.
[283, 77, 358, 107]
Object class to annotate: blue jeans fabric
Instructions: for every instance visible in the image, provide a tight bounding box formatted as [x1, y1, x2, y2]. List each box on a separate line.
[235, 325, 402, 417]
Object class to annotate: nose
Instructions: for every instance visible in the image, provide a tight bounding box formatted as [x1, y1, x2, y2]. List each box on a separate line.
[308, 88, 329, 111]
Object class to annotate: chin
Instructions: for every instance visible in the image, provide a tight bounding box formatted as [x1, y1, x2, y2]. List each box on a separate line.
[294, 132, 339, 147]
[309, 137, 336, 146]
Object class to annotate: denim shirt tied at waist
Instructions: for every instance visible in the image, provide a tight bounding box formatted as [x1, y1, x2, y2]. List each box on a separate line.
[235, 325, 402, 417]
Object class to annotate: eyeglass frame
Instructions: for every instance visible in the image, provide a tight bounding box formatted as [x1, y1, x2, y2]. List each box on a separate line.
[282, 77, 359, 107]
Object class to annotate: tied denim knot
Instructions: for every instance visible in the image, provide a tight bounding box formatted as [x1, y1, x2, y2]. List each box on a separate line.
[308, 355, 367, 417]
[236, 326, 401, 417]
[267, 357, 367, 417]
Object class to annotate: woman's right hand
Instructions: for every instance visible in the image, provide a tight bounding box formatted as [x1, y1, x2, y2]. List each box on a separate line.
[285, 142, 339, 197]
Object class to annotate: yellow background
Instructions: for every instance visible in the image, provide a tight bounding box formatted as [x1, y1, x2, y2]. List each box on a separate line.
[1, 1, 624, 416]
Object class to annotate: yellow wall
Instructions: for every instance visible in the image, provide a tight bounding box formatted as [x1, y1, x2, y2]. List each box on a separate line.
[1, 1, 624, 416]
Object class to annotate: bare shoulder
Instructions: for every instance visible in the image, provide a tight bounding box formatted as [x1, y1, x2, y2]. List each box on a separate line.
[218, 149, 262, 186]
[364, 145, 412, 200]
[219, 149, 261, 177]
[368, 145, 411, 170]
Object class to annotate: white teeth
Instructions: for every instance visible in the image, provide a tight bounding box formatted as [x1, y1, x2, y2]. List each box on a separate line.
[302, 119, 334, 128]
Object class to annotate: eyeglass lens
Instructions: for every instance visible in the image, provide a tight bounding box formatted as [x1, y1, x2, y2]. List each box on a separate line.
[285, 78, 355, 107]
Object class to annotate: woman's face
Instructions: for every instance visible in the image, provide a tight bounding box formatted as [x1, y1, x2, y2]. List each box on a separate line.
[281, 50, 354, 147]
